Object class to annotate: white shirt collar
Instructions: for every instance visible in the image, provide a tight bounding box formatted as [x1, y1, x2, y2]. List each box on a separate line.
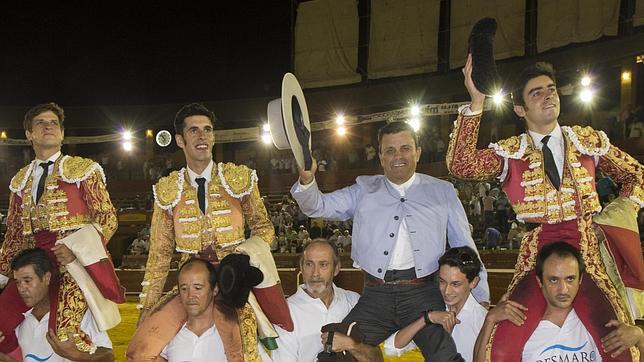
[445, 293, 478, 316]
[386, 173, 416, 196]
[295, 283, 340, 305]
[35, 151, 61, 165]
[528, 124, 562, 148]
[22, 308, 49, 323]
[458, 293, 478, 316]
[179, 321, 217, 338]
[186, 160, 214, 186]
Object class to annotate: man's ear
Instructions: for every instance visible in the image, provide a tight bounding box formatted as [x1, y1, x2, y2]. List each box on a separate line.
[469, 275, 480, 290]
[43, 271, 52, 287]
[26, 130, 33, 142]
[535, 275, 542, 289]
[333, 262, 341, 277]
[175, 134, 185, 149]
[513, 105, 526, 118]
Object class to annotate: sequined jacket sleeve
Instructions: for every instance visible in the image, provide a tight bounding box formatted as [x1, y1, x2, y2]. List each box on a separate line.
[0, 193, 29, 277]
[446, 112, 503, 180]
[138, 203, 175, 309]
[597, 144, 644, 208]
[81, 171, 118, 242]
[242, 182, 275, 245]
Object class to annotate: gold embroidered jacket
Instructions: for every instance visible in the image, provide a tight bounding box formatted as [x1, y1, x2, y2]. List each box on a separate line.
[139, 162, 274, 309]
[0, 155, 118, 278]
[446, 112, 643, 224]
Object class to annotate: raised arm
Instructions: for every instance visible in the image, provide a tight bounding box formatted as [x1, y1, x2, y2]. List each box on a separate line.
[473, 297, 527, 362]
[446, 54, 503, 181]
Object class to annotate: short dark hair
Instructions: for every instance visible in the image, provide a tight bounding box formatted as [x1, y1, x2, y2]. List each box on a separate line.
[377, 121, 419, 153]
[179, 258, 218, 290]
[536, 241, 585, 282]
[23, 103, 65, 132]
[11, 248, 53, 279]
[300, 238, 341, 269]
[511, 62, 557, 107]
[438, 246, 482, 282]
[174, 103, 216, 135]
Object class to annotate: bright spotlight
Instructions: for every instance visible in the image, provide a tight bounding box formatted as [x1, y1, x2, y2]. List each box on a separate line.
[580, 76, 591, 87]
[122, 130, 133, 141]
[337, 126, 347, 136]
[579, 89, 594, 103]
[410, 104, 421, 117]
[0, 131, 7, 139]
[622, 71, 631, 82]
[262, 123, 270, 132]
[408, 118, 421, 131]
[123, 141, 133, 151]
[335, 114, 345, 125]
[261, 133, 272, 144]
[492, 92, 504, 105]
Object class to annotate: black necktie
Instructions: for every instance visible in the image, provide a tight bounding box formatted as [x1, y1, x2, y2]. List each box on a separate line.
[36, 161, 53, 203]
[541, 136, 560, 190]
[196, 177, 206, 214]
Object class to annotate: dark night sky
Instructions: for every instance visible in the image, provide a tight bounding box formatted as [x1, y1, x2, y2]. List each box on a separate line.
[0, 1, 293, 107]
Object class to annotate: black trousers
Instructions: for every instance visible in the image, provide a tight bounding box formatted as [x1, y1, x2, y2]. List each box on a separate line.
[342, 269, 464, 361]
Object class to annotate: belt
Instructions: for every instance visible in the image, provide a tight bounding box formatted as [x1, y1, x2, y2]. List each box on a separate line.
[364, 271, 432, 287]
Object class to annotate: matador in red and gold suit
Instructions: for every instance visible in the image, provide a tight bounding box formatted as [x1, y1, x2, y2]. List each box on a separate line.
[447, 100, 643, 360]
[0, 153, 125, 354]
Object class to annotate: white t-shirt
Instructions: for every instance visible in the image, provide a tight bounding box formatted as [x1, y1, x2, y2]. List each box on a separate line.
[384, 293, 487, 362]
[16, 309, 112, 362]
[522, 309, 602, 362]
[161, 322, 271, 362]
[273, 284, 360, 362]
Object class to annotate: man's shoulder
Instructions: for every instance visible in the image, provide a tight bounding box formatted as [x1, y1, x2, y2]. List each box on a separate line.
[335, 286, 361, 306]
[286, 286, 308, 304]
[9, 162, 34, 193]
[355, 174, 384, 186]
[561, 125, 610, 156]
[414, 173, 454, 189]
[153, 169, 184, 210]
[59, 155, 106, 184]
[216, 162, 258, 198]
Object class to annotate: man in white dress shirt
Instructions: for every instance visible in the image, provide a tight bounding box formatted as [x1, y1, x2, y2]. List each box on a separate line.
[0, 248, 113, 362]
[274, 239, 382, 361]
[160, 258, 270, 362]
[383, 246, 487, 361]
[474, 242, 644, 361]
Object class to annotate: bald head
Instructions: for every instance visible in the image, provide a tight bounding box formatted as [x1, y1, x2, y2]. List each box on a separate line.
[300, 239, 340, 269]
